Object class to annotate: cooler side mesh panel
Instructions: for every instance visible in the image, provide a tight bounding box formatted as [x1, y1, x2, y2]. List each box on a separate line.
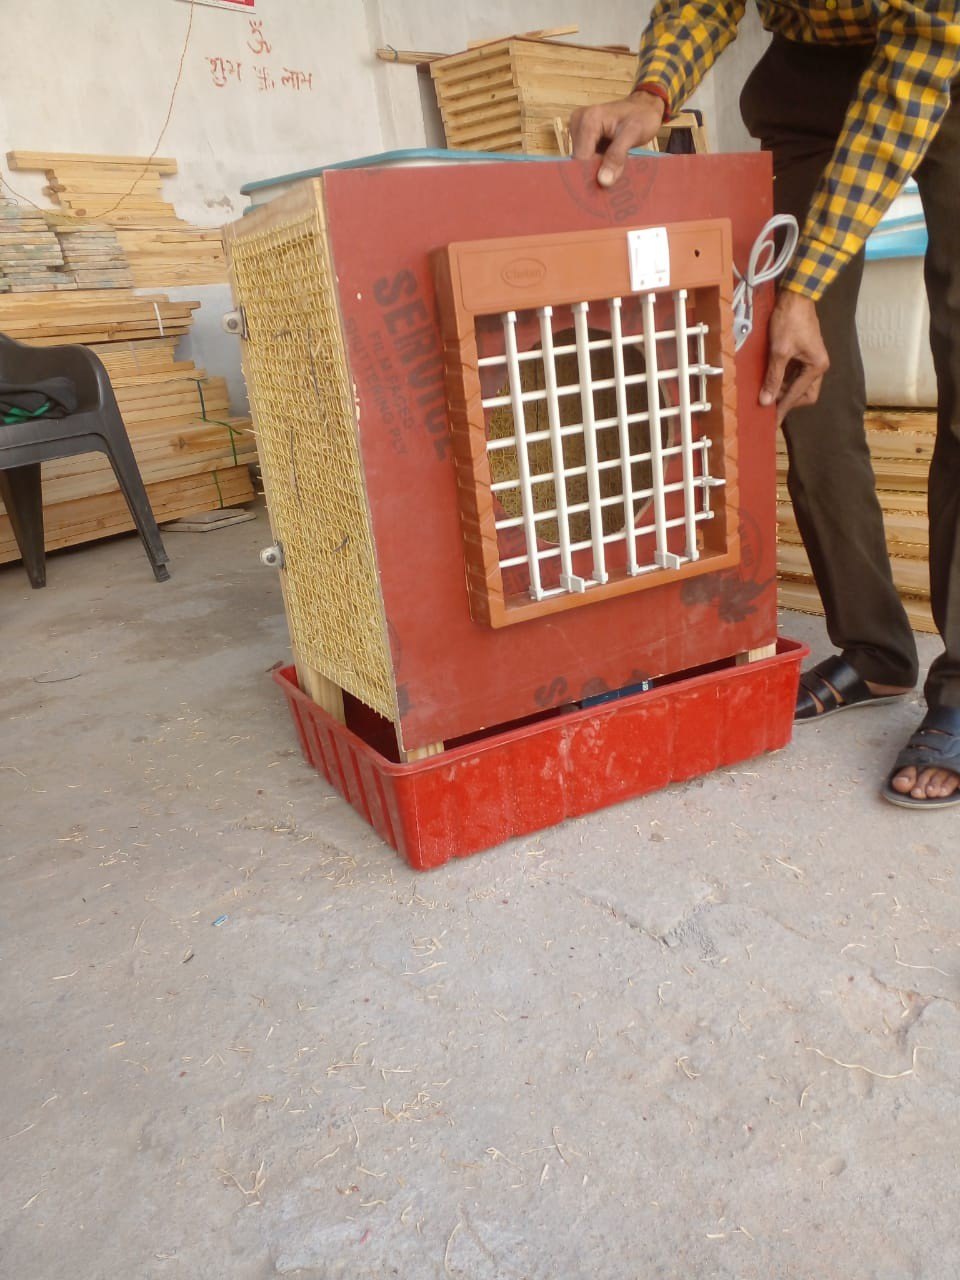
[230, 204, 395, 719]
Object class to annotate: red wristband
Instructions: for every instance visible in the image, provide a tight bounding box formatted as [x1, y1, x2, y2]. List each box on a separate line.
[632, 81, 671, 123]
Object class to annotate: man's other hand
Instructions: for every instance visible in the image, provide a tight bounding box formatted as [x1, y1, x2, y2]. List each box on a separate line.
[570, 91, 666, 188]
[760, 291, 830, 424]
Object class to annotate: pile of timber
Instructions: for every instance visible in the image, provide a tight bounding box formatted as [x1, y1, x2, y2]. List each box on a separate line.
[48, 216, 133, 289]
[0, 289, 198, 346]
[777, 409, 935, 633]
[0, 155, 255, 568]
[0, 198, 75, 293]
[0, 324, 256, 564]
[6, 151, 227, 288]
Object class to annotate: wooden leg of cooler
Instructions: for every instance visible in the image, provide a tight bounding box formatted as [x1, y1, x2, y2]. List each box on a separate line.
[400, 740, 445, 763]
[736, 643, 778, 666]
[300, 663, 346, 724]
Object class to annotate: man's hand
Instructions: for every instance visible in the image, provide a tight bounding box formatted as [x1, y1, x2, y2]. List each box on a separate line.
[569, 91, 666, 188]
[760, 291, 830, 424]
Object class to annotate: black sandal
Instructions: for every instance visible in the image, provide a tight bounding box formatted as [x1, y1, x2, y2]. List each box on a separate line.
[882, 707, 960, 809]
[795, 655, 909, 723]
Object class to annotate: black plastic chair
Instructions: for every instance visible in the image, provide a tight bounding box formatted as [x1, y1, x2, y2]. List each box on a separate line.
[0, 333, 169, 587]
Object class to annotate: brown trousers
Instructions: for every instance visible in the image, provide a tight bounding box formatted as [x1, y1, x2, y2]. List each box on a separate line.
[741, 37, 960, 708]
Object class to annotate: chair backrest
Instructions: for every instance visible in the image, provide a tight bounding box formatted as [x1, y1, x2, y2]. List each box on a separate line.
[0, 332, 104, 412]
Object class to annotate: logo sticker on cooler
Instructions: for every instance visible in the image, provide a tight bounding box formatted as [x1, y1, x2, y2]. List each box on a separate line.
[627, 226, 671, 293]
[500, 257, 548, 288]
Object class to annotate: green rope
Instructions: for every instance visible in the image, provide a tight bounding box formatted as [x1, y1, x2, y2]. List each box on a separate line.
[192, 377, 240, 465]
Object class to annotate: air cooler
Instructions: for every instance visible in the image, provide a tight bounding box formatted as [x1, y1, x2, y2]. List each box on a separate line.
[224, 152, 804, 867]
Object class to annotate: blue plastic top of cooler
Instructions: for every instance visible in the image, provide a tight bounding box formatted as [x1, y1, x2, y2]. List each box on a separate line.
[239, 145, 659, 204]
[865, 179, 927, 261]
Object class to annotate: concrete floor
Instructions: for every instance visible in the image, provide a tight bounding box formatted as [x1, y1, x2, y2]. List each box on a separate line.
[2, 504, 959, 1280]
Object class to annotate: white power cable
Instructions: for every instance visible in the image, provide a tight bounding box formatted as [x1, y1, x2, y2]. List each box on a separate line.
[732, 214, 799, 350]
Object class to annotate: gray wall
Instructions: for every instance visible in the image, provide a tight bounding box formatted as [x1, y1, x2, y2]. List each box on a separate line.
[1, 0, 766, 220]
[709, 5, 770, 153]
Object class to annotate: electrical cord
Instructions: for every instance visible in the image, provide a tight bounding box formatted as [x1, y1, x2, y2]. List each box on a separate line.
[732, 213, 799, 350]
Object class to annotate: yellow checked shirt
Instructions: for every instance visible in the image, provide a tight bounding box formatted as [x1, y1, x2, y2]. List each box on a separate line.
[634, 2, 960, 299]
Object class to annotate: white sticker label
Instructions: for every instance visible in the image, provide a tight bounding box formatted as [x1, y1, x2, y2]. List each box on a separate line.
[627, 226, 671, 293]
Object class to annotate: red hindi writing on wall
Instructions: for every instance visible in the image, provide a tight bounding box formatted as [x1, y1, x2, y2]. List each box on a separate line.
[205, 17, 313, 92]
[206, 57, 314, 92]
[208, 56, 242, 87]
[247, 19, 271, 53]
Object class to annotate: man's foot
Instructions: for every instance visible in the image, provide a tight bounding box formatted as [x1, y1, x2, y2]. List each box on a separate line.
[796, 655, 912, 722]
[883, 707, 960, 809]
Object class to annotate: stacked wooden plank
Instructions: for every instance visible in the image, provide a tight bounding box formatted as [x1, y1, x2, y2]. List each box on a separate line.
[48, 216, 133, 289]
[6, 151, 227, 287]
[0, 289, 198, 346]
[11, 150, 180, 221]
[0, 152, 257, 568]
[0, 334, 256, 564]
[430, 37, 638, 155]
[118, 225, 225, 289]
[0, 198, 76, 292]
[776, 410, 936, 633]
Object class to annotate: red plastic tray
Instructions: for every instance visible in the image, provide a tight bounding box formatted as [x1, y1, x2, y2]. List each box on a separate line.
[275, 639, 807, 871]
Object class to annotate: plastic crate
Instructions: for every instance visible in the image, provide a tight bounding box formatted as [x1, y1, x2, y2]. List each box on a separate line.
[274, 638, 806, 871]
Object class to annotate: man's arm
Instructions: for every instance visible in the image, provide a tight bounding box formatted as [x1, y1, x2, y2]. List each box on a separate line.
[764, 2, 959, 420]
[570, 0, 745, 186]
[568, 0, 824, 421]
[783, 0, 960, 302]
[632, 0, 747, 119]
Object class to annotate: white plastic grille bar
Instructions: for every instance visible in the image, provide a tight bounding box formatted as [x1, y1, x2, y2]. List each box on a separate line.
[538, 306, 578, 591]
[573, 301, 609, 585]
[502, 310, 545, 601]
[641, 290, 679, 572]
[609, 297, 639, 577]
[674, 288, 699, 562]
[481, 293, 725, 602]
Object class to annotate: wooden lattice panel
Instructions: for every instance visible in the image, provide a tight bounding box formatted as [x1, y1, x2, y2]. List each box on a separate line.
[224, 182, 395, 721]
[433, 220, 740, 627]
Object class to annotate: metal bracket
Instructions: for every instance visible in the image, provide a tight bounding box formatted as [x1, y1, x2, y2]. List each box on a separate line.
[222, 307, 248, 339]
[260, 542, 285, 569]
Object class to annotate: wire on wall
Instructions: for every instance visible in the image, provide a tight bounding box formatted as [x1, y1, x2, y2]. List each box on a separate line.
[0, 0, 196, 217]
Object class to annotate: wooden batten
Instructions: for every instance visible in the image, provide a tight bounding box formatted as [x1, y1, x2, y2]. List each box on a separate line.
[777, 408, 936, 630]
[5, 149, 226, 287]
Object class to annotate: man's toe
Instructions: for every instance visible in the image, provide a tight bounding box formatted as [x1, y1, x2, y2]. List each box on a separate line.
[891, 767, 917, 795]
[931, 769, 960, 798]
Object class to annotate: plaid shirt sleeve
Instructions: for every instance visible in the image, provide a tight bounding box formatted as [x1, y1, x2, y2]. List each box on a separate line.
[633, 1, 747, 115]
[782, 3, 960, 300]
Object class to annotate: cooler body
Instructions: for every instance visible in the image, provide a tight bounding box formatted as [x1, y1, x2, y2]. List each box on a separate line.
[225, 153, 778, 755]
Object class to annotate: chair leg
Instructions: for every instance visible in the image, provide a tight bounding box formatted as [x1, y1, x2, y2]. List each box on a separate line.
[99, 415, 171, 583]
[0, 464, 47, 588]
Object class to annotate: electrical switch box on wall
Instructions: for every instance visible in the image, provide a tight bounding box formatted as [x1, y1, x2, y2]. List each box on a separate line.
[224, 154, 780, 759]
